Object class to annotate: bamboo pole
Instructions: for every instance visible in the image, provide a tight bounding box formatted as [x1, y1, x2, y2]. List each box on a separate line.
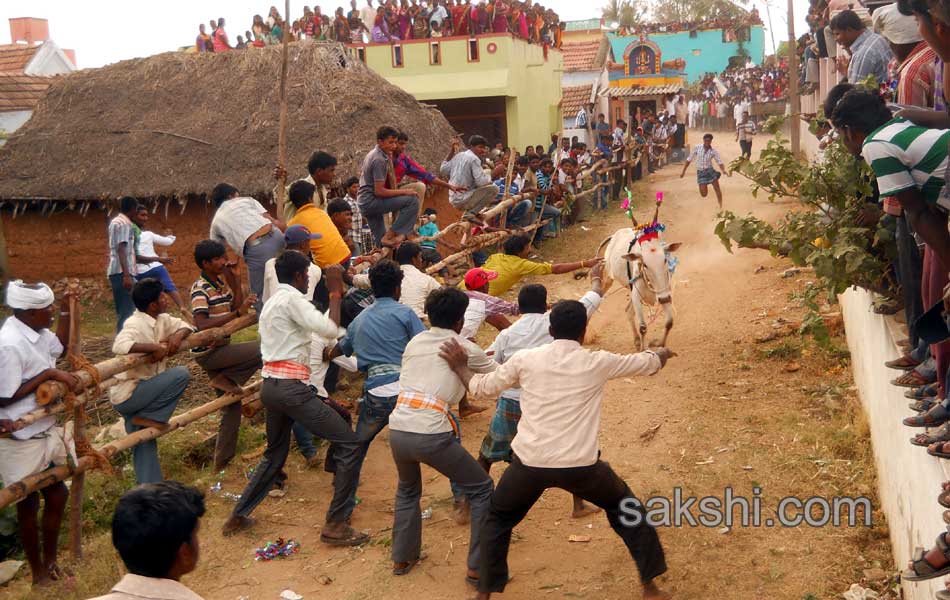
[4, 378, 120, 435]
[66, 284, 83, 559]
[425, 221, 549, 275]
[274, 0, 292, 222]
[0, 382, 263, 510]
[415, 220, 467, 243]
[787, 0, 801, 155]
[499, 153, 516, 230]
[37, 314, 258, 406]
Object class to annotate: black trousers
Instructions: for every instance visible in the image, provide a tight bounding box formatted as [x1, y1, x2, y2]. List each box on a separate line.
[232, 378, 361, 524]
[478, 455, 667, 593]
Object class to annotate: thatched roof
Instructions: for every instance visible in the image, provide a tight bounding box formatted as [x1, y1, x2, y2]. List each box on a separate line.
[0, 42, 457, 202]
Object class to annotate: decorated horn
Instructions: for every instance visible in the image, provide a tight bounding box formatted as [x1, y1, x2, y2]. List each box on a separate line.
[622, 187, 638, 228]
[653, 191, 663, 224]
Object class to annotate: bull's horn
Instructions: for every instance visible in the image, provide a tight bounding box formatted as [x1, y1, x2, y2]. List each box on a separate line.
[653, 204, 660, 225]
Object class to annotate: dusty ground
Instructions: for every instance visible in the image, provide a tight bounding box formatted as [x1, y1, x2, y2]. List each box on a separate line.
[3, 141, 894, 600]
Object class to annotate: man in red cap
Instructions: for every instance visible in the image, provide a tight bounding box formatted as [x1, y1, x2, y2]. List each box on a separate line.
[460, 268, 519, 340]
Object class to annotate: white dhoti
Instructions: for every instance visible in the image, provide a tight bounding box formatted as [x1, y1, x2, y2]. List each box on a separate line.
[0, 425, 75, 490]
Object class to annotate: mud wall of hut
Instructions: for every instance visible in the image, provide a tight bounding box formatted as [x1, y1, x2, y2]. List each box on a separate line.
[1, 188, 460, 288]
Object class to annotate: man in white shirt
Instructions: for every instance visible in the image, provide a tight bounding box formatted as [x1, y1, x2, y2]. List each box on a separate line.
[111, 279, 194, 484]
[395, 242, 442, 319]
[359, 0, 377, 30]
[131, 206, 188, 319]
[478, 269, 605, 519]
[261, 227, 357, 467]
[0, 280, 80, 587]
[440, 300, 674, 599]
[388, 287, 496, 581]
[90, 482, 206, 600]
[209, 183, 286, 310]
[222, 250, 368, 547]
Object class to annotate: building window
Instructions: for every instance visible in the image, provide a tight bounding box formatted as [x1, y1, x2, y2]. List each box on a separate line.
[689, 30, 697, 38]
[356, 47, 366, 63]
[467, 38, 479, 62]
[737, 26, 751, 42]
[430, 41, 441, 65]
[392, 44, 404, 68]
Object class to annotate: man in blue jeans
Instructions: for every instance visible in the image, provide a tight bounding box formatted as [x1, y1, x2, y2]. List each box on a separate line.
[329, 259, 425, 484]
[107, 196, 140, 332]
[110, 279, 193, 483]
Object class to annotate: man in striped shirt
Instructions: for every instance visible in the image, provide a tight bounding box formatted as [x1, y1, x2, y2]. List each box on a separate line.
[830, 87, 950, 421]
[829, 87, 950, 273]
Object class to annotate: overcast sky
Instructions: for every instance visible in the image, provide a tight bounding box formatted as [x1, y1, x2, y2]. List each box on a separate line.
[0, 0, 805, 69]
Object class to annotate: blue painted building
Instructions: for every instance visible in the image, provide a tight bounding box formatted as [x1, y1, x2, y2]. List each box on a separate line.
[607, 25, 765, 83]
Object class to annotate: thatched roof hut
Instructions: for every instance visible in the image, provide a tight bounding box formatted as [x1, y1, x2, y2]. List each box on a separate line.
[0, 42, 457, 202]
[0, 42, 461, 285]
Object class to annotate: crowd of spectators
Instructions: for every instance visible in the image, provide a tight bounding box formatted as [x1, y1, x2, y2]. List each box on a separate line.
[194, 0, 564, 52]
[613, 10, 763, 37]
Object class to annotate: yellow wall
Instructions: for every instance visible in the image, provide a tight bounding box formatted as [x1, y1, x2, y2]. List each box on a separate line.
[355, 34, 562, 150]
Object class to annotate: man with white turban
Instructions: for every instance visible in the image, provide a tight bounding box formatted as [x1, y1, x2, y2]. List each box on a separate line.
[0, 280, 81, 586]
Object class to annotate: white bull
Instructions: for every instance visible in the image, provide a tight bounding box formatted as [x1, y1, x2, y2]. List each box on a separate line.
[599, 227, 681, 350]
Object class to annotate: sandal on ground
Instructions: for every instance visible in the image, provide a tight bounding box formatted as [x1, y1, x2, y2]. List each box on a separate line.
[893, 370, 936, 388]
[902, 532, 950, 581]
[886, 354, 922, 371]
[911, 423, 950, 446]
[320, 525, 370, 547]
[909, 398, 939, 413]
[393, 553, 427, 575]
[906, 384, 939, 400]
[904, 404, 950, 428]
[930, 441, 950, 459]
[939, 487, 950, 509]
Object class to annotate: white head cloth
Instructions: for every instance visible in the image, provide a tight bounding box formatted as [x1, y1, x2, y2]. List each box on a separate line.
[5, 280, 54, 310]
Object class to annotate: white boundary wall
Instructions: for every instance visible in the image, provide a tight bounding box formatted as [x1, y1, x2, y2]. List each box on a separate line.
[841, 287, 949, 598]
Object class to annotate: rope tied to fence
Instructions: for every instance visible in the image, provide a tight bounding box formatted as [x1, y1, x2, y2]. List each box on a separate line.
[64, 352, 113, 474]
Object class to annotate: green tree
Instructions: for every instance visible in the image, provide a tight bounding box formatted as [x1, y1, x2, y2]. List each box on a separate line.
[602, 0, 646, 32]
[651, 0, 750, 23]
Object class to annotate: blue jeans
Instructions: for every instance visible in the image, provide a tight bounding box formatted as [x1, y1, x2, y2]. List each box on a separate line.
[114, 366, 190, 484]
[293, 422, 318, 458]
[506, 199, 534, 228]
[352, 392, 397, 484]
[597, 174, 609, 210]
[108, 273, 135, 333]
[533, 205, 561, 243]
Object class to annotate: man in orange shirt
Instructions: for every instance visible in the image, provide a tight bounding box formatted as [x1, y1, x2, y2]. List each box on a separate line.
[287, 181, 352, 268]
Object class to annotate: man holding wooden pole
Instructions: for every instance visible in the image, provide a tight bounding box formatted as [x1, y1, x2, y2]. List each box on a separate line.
[0, 280, 80, 586]
[111, 279, 194, 484]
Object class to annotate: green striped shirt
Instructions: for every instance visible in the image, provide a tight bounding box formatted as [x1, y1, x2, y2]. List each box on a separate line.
[862, 117, 950, 209]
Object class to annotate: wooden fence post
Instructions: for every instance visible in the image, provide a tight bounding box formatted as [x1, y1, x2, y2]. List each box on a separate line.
[66, 281, 84, 559]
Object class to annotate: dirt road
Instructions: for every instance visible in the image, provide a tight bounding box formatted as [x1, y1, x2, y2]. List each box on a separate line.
[17, 141, 892, 600]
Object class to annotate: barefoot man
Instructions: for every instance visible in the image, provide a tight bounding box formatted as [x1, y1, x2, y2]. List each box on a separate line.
[440, 300, 675, 598]
[477, 263, 608, 520]
[680, 133, 730, 209]
[0, 281, 80, 586]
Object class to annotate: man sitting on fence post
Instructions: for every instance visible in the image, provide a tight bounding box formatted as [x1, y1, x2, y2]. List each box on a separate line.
[111, 279, 194, 484]
[190, 240, 263, 471]
[358, 126, 423, 248]
[441, 135, 497, 223]
[89, 481, 207, 600]
[0, 280, 80, 586]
